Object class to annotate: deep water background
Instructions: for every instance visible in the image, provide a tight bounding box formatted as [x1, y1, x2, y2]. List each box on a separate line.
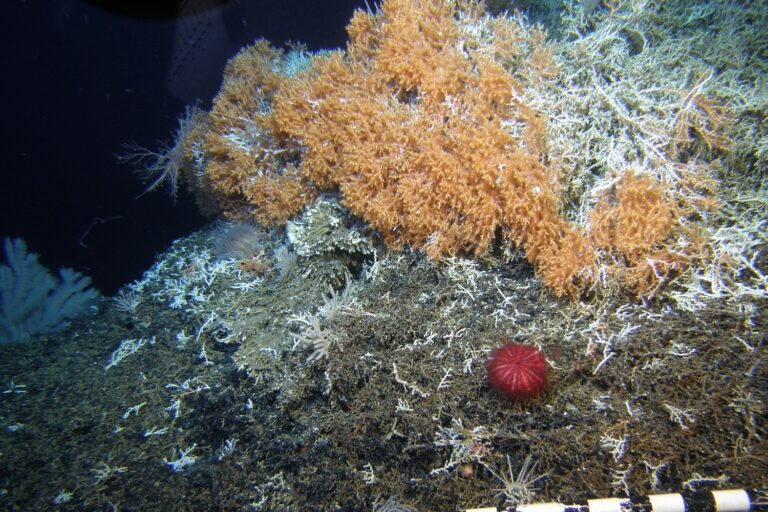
[0, 0, 362, 295]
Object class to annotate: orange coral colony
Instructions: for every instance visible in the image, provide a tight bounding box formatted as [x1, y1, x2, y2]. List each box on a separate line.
[187, 0, 714, 298]
[271, 0, 561, 262]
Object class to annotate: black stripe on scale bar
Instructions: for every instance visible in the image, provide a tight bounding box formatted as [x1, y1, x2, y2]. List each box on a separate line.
[684, 489, 716, 512]
[632, 494, 653, 512]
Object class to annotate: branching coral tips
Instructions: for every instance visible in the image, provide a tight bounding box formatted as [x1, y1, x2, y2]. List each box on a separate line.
[487, 344, 548, 400]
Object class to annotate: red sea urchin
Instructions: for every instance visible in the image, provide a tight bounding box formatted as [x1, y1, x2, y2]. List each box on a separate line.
[487, 343, 548, 400]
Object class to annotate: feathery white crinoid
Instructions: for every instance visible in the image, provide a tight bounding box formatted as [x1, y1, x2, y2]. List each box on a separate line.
[484, 454, 547, 506]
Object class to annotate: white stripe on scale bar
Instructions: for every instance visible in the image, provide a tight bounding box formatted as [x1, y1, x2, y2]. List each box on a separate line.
[713, 490, 751, 512]
[648, 493, 686, 512]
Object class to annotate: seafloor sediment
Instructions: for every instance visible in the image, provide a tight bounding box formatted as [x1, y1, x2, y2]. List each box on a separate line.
[0, 225, 764, 510]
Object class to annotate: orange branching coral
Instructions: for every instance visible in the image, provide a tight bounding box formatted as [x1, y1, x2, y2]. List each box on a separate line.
[188, 0, 719, 298]
[536, 226, 597, 298]
[373, 0, 470, 102]
[272, 0, 565, 267]
[202, 40, 315, 225]
[590, 173, 677, 256]
[589, 173, 688, 296]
